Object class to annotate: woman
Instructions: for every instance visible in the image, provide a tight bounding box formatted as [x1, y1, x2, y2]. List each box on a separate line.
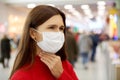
[10, 5, 78, 80]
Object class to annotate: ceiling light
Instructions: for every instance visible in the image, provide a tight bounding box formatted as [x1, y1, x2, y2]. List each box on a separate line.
[64, 5, 73, 9]
[27, 3, 36, 8]
[47, 4, 55, 7]
[97, 1, 106, 6]
[81, 5, 89, 10]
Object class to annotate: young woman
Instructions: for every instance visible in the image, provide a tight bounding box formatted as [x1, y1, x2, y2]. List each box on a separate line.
[10, 5, 78, 80]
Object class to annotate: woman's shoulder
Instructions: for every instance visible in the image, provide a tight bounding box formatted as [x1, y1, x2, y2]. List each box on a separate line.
[62, 60, 73, 69]
[62, 60, 71, 64]
[10, 69, 30, 80]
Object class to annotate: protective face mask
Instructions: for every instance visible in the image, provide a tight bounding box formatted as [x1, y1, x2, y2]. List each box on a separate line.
[34, 30, 65, 53]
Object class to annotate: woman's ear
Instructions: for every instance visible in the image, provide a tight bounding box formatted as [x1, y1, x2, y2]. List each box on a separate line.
[29, 28, 42, 42]
[29, 28, 36, 40]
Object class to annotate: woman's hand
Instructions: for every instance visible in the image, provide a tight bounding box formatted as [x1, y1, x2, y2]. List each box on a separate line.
[39, 52, 63, 78]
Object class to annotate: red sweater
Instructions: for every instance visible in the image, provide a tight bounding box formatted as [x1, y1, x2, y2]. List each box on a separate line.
[11, 56, 78, 80]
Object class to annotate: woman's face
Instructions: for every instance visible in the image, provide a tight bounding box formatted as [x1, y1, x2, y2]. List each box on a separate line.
[30, 15, 65, 42]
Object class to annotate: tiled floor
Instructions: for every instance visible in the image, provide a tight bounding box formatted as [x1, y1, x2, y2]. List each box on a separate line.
[0, 45, 107, 80]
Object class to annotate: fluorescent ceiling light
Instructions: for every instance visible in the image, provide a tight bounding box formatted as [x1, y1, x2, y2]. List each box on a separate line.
[27, 3, 36, 8]
[97, 1, 106, 6]
[64, 5, 73, 9]
[47, 4, 55, 7]
[81, 5, 89, 9]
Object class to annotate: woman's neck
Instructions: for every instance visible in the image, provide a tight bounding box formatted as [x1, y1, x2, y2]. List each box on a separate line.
[36, 46, 42, 56]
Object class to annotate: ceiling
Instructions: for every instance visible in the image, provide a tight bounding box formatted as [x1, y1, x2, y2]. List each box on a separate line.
[0, 0, 117, 31]
[0, 0, 115, 21]
[0, 0, 115, 5]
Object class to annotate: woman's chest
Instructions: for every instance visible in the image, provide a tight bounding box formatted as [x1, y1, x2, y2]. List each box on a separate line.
[28, 62, 56, 80]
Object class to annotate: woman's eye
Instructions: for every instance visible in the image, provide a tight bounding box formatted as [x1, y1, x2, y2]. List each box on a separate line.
[48, 27, 55, 29]
[60, 27, 64, 31]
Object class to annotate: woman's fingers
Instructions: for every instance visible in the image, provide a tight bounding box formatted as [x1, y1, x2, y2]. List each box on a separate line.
[39, 51, 63, 78]
[39, 52, 57, 67]
[40, 57, 54, 69]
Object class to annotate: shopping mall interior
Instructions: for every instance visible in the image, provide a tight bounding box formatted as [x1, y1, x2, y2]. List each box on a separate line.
[0, 0, 120, 80]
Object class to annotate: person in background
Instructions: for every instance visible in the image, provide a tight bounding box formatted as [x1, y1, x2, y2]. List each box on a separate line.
[66, 27, 78, 66]
[90, 32, 99, 62]
[78, 32, 93, 69]
[10, 5, 78, 80]
[1, 34, 11, 68]
[75, 32, 80, 43]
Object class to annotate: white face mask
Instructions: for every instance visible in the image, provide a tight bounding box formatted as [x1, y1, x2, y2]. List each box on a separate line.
[35, 30, 65, 53]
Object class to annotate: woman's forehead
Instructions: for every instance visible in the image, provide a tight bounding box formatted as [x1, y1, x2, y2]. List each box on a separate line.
[44, 15, 64, 25]
[37, 15, 64, 28]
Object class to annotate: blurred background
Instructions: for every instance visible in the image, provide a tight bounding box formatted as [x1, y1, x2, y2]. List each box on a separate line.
[0, 0, 120, 80]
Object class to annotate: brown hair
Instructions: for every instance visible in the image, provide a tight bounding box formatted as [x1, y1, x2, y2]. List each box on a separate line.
[10, 5, 67, 78]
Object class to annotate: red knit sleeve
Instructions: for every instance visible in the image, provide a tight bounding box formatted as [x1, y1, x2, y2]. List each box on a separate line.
[58, 60, 79, 80]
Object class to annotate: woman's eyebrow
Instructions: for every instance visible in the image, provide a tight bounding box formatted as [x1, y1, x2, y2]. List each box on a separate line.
[48, 24, 57, 27]
[48, 24, 65, 28]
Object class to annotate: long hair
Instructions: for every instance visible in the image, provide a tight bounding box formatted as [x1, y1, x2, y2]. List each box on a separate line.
[10, 5, 67, 78]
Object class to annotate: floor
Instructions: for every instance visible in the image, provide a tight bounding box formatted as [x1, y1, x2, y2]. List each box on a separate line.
[74, 45, 107, 80]
[0, 45, 107, 80]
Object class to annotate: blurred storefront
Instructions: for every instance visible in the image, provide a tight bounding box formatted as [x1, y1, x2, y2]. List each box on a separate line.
[115, 0, 120, 39]
[0, 2, 29, 39]
[106, 0, 120, 40]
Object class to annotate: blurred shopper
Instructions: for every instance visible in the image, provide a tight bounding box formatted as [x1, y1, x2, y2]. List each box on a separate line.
[66, 27, 78, 66]
[1, 34, 11, 68]
[90, 33, 99, 62]
[75, 32, 80, 42]
[99, 33, 110, 42]
[10, 5, 78, 80]
[78, 33, 92, 69]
